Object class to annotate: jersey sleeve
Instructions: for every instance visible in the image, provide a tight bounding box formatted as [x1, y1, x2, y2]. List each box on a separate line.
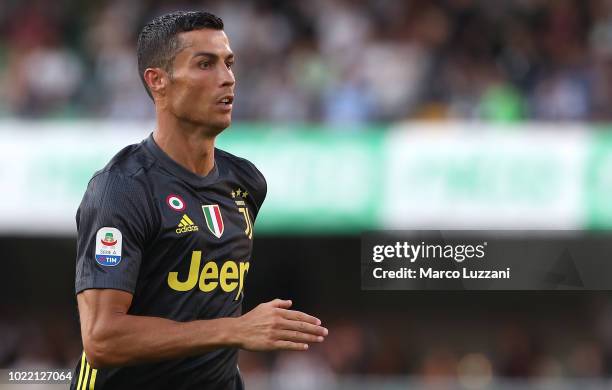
[248, 163, 267, 219]
[75, 171, 156, 295]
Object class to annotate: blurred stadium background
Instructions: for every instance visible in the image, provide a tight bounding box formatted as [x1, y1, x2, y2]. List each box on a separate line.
[3, 0, 612, 389]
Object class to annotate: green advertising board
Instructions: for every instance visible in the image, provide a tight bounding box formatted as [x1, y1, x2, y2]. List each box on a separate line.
[0, 121, 610, 235]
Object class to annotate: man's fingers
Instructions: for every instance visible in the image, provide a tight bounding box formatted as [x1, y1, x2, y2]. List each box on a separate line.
[277, 308, 321, 325]
[278, 318, 328, 336]
[269, 299, 292, 309]
[276, 329, 325, 344]
[273, 340, 309, 351]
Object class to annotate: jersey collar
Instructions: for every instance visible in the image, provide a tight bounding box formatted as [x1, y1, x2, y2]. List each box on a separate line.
[143, 133, 220, 188]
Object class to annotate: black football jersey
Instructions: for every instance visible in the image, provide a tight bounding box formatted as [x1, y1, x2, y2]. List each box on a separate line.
[70, 133, 266, 390]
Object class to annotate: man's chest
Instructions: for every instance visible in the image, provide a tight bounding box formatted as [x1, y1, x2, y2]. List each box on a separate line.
[138, 179, 256, 299]
[161, 188, 254, 249]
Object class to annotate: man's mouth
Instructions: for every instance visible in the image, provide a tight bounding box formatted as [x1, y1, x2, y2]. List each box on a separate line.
[217, 95, 234, 106]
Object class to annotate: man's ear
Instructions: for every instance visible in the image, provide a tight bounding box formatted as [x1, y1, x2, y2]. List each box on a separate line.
[143, 68, 169, 98]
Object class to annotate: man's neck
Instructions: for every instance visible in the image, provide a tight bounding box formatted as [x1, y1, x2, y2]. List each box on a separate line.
[153, 117, 217, 177]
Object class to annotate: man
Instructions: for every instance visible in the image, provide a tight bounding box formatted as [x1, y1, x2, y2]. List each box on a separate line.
[70, 11, 327, 390]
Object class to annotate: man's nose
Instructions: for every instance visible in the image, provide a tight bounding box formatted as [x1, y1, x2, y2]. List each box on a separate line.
[220, 66, 235, 87]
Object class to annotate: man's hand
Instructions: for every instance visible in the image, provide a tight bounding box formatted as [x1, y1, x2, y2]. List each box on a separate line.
[233, 299, 328, 351]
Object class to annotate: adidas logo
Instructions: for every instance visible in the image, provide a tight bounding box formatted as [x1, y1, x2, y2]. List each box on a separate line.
[175, 214, 199, 234]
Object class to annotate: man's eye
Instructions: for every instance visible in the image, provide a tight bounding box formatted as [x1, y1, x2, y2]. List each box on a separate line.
[226, 62, 234, 69]
[199, 62, 210, 69]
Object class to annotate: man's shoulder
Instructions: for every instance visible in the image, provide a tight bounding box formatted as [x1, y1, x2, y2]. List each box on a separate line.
[85, 141, 156, 200]
[95, 141, 154, 179]
[215, 147, 267, 208]
[215, 147, 265, 183]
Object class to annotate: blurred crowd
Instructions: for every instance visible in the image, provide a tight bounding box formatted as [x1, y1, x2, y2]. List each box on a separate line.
[3, 0, 612, 123]
[2, 299, 612, 387]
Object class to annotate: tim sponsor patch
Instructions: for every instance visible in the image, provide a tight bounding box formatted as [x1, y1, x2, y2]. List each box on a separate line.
[95, 227, 122, 266]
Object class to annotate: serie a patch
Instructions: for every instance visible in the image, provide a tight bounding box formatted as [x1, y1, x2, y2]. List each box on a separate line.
[95, 227, 123, 266]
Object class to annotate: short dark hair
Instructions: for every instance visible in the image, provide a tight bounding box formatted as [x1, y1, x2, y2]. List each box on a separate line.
[137, 11, 224, 99]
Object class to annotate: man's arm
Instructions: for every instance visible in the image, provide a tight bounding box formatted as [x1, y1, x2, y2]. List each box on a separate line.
[78, 289, 327, 368]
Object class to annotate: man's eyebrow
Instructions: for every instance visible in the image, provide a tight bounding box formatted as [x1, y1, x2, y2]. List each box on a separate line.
[192, 52, 235, 60]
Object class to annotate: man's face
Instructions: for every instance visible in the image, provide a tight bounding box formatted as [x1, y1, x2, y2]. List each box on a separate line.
[164, 29, 235, 133]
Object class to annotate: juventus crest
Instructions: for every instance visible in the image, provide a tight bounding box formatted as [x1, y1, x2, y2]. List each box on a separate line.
[231, 188, 253, 239]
